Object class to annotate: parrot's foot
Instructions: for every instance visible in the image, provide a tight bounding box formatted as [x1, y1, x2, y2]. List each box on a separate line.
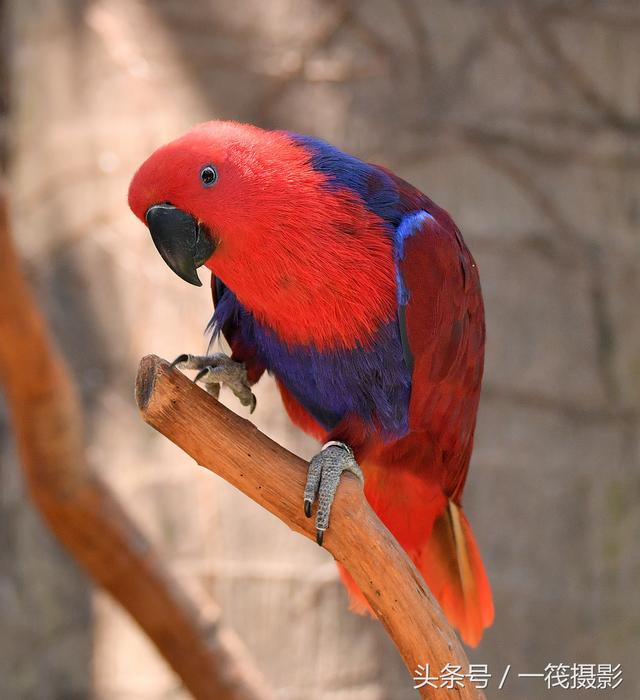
[171, 353, 256, 413]
[304, 441, 363, 546]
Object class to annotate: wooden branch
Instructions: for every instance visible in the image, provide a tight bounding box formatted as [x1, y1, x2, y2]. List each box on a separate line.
[0, 189, 274, 700]
[136, 355, 486, 700]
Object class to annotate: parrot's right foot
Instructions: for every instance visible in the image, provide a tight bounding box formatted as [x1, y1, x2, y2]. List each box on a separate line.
[171, 353, 256, 412]
[304, 441, 363, 546]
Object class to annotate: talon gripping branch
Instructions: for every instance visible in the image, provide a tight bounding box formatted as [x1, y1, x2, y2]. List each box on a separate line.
[129, 121, 494, 646]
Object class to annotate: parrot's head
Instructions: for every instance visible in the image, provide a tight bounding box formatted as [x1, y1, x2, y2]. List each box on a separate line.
[128, 120, 396, 346]
[129, 120, 302, 287]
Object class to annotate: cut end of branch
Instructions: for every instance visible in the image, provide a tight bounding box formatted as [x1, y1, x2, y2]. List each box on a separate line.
[136, 354, 163, 410]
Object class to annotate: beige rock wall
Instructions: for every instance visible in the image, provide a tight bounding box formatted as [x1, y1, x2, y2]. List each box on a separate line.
[2, 1, 639, 699]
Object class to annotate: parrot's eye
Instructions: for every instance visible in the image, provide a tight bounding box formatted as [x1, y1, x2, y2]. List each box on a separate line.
[200, 165, 218, 187]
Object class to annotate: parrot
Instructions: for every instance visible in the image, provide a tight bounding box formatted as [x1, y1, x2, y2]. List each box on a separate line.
[128, 120, 494, 646]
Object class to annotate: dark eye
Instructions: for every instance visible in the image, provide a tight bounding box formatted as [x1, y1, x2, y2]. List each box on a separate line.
[200, 165, 218, 187]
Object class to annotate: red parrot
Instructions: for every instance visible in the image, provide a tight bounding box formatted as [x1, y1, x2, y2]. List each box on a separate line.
[128, 121, 494, 646]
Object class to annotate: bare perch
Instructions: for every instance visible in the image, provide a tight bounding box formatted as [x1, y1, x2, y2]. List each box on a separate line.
[136, 355, 485, 700]
[0, 190, 273, 700]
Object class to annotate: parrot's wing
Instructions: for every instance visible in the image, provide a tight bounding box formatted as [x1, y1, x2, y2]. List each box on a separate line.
[396, 210, 485, 501]
[394, 210, 493, 645]
[211, 274, 266, 384]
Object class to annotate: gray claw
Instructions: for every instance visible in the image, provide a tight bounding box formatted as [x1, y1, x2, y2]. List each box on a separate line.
[172, 353, 226, 371]
[194, 367, 209, 383]
[170, 353, 189, 368]
[204, 382, 221, 400]
[173, 353, 256, 412]
[304, 441, 363, 546]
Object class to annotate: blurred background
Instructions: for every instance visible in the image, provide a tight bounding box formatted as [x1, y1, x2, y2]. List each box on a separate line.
[0, 1, 639, 699]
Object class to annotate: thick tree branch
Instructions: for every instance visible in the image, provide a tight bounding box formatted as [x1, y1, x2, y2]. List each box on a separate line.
[0, 190, 273, 700]
[136, 355, 485, 700]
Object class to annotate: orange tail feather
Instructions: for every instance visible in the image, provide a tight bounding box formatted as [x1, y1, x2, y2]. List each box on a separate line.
[338, 481, 493, 646]
[418, 501, 494, 646]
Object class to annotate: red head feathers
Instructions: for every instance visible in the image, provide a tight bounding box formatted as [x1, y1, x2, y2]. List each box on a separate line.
[128, 121, 396, 349]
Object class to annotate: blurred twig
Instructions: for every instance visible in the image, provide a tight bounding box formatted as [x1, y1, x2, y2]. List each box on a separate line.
[136, 354, 485, 700]
[0, 189, 274, 700]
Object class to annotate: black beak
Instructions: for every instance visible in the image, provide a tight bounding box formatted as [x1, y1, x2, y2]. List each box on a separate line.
[145, 204, 215, 286]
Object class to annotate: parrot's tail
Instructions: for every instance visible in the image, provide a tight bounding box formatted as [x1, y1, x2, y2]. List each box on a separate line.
[417, 500, 494, 646]
[337, 470, 494, 647]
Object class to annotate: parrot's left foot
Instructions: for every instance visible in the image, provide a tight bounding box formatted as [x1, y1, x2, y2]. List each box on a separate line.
[171, 353, 256, 412]
[304, 441, 363, 546]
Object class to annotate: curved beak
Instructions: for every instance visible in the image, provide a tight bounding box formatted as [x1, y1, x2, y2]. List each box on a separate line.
[145, 204, 215, 286]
